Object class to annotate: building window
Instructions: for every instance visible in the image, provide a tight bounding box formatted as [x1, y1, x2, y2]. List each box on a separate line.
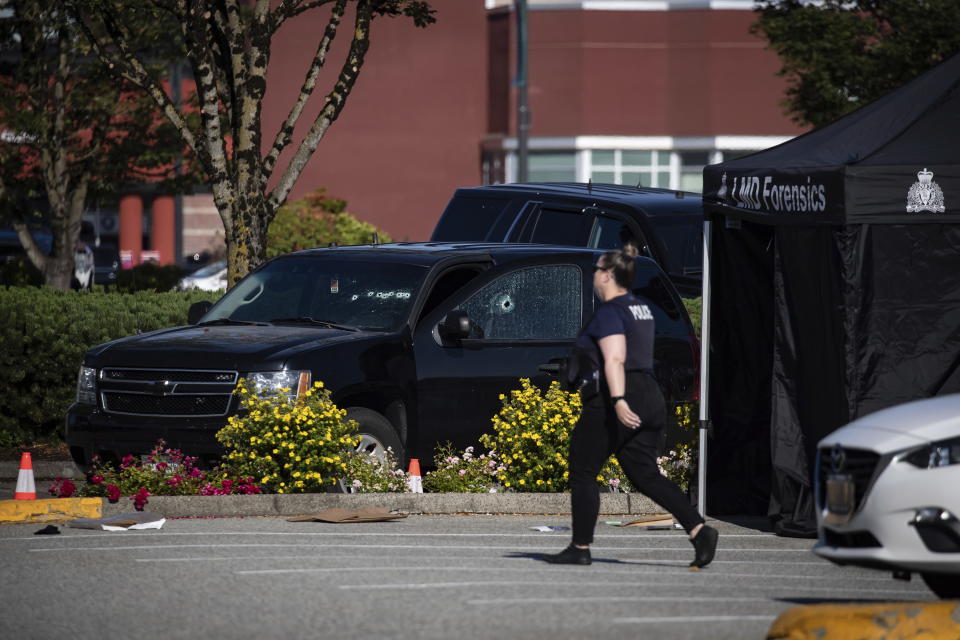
[528, 152, 577, 182]
[679, 151, 710, 193]
[589, 150, 674, 189]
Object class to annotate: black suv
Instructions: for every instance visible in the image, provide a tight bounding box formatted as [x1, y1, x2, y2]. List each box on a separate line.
[66, 243, 698, 469]
[430, 182, 703, 297]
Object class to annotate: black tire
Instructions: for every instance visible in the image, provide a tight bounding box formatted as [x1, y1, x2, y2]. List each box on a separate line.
[920, 572, 960, 599]
[346, 407, 404, 466]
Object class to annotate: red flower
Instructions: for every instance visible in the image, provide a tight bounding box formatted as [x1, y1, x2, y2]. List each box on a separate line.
[47, 478, 76, 498]
[131, 488, 150, 511]
[106, 484, 121, 502]
[90, 475, 104, 486]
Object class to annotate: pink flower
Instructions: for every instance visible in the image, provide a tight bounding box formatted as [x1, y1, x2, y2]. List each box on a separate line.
[609, 478, 621, 489]
[458, 469, 467, 476]
[166, 475, 183, 487]
[106, 484, 121, 502]
[120, 455, 136, 470]
[90, 475, 104, 486]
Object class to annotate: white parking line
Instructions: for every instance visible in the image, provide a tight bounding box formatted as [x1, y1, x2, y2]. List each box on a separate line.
[614, 615, 777, 624]
[340, 580, 927, 596]
[28, 543, 813, 553]
[133, 554, 828, 566]
[1, 531, 783, 541]
[468, 595, 774, 605]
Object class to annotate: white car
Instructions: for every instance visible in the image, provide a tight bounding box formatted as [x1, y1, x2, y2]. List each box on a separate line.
[813, 393, 960, 599]
[178, 260, 227, 291]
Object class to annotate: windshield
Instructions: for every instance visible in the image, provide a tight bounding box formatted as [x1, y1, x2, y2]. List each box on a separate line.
[202, 255, 427, 331]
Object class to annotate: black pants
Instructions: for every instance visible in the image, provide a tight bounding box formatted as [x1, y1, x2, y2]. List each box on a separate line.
[568, 371, 703, 545]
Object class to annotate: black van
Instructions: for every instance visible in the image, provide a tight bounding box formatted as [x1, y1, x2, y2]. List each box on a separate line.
[430, 182, 703, 297]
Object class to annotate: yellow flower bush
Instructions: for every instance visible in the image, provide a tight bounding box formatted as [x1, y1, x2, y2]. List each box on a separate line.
[216, 380, 359, 493]
[657, 402, 699, 492]
[479, 378, 581, 492]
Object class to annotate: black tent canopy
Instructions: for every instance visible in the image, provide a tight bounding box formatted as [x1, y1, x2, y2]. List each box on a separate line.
[700, 53, 960, 533]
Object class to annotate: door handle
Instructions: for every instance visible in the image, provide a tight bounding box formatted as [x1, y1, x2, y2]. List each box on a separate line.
[538, 363, 560, 373]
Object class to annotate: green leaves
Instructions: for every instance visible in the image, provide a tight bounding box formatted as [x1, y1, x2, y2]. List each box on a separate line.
[266, 188, 392, 258]
[752, 0, 960, 127]
[0, 286, 215, 444]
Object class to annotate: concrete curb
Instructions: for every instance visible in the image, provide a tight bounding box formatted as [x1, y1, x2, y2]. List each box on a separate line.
[1, 492, 662, 523]
[0, 498, 102, 523]
[767, 601, 960, 639]
[0, 460, 82, 480]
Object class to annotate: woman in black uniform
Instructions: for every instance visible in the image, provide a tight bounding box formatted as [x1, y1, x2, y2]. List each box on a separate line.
[545, 246, 718, 568]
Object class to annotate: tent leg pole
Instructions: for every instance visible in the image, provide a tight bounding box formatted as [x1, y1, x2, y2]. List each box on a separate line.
[698, 219, 713, 517]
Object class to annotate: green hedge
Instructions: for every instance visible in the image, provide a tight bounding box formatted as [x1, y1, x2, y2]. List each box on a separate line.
[682, 297, 702, 337]
[0, 286, 218, 446]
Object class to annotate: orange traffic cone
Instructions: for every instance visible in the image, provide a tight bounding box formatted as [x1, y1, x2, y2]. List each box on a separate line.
[407, 458, 422, 494]
[14, 452, 37, 500]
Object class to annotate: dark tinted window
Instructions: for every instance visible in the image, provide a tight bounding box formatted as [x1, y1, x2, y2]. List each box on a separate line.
[457, 265, 581, 340]
[528, 209, 588, 246]
[646, 216, 703, 275]
[590, 215, 653, 258]
[631, 263, 689, 336]
[206, 257, 428, 331]
[431, 196, 514, 241]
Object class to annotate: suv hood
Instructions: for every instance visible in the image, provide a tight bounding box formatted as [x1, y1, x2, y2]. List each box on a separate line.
[819, 393, 960, 453]
[85, 324, 378, 370]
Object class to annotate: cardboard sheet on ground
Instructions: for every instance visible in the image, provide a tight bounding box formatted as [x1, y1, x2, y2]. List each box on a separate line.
[66, 512, 166, 531]
[606, 515, 681, 529]
[287, 508, 407, 523]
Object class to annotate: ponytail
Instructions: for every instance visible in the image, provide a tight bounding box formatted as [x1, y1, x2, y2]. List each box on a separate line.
[601, 244, 637, 289]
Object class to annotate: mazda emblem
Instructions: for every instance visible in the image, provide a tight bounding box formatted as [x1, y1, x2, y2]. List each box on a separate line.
[830, 443, 846, 474]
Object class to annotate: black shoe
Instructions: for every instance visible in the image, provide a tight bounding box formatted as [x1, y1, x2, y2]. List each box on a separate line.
[544, 544, 591, 565]
[689, 525, 718, 568]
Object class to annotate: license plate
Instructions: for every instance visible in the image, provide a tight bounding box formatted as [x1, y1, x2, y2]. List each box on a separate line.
[823, 473, 855, 525]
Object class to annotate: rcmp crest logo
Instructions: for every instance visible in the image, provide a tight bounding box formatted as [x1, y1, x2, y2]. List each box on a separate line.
[906, 168, 945, 213]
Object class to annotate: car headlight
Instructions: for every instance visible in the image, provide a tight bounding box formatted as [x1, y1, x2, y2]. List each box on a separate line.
[77, 366, 97, 405]
[902, 436, 960, 468]
[247, 370, 311, 400]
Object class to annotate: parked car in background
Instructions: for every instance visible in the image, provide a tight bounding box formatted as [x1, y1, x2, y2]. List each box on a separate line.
[177, 260, 227, 291]
[814, 393, 960, 599]
[430, 182, 703, 297]
[66, 242, 698, 472]
[92, 246, 120, 287]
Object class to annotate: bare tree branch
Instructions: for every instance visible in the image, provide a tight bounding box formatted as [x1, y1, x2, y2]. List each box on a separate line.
[270, 0, 340, 33]
[262, 0, 346, 186]
[179, 0, 231, 201]
[269, 0, 372, 212]
[70, 3, 204, 165]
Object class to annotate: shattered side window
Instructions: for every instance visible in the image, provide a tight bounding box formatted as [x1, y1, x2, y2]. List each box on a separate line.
[456, 265, 581, 340]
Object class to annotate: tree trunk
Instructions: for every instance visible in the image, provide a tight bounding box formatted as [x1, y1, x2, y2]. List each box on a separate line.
[224, 192, 272, 286]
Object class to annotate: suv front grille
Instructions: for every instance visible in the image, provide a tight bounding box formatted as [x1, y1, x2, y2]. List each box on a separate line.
[817, 446, 882, 514]
[99, 368, 237, 417]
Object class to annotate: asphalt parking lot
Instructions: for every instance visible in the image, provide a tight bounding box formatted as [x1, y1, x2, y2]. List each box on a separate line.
[0, 515, 936, 639]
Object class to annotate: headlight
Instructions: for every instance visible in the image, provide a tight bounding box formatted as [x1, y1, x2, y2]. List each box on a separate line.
[902, 436, 960, 468]
[247, 370, 311, 400]
[77, 366, 97, 405]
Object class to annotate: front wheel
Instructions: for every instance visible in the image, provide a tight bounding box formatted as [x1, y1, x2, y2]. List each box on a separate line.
[920, 572, 960, 599]
[346, 407, 404, 466]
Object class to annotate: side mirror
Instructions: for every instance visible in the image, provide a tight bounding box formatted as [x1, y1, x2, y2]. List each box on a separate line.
[438, 310, 471, 340]
[187, 301, 213, 325]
